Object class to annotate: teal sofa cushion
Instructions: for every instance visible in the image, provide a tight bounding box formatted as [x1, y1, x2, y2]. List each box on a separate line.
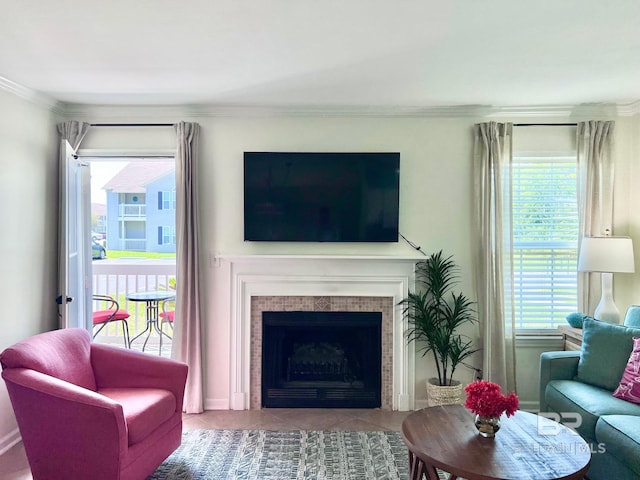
[596, 415, 640, 476]
[545, 380, 640, 442]
[577, 319, 640, 391]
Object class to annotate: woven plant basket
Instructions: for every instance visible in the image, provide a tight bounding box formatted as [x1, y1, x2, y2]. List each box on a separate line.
[426, 378, 464, 407]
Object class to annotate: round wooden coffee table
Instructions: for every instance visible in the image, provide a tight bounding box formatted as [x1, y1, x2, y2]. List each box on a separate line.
[402, 404, 590, 480]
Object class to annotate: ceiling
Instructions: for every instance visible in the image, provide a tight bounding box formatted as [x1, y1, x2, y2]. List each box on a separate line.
[2, 1, 640, 108]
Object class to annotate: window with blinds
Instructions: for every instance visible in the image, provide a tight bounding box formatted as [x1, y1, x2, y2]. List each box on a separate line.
[512, 156, 578, 330]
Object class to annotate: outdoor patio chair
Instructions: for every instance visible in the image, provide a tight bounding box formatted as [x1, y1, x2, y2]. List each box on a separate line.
[159, 298, 175, 352]
[92, 294, 131, 348]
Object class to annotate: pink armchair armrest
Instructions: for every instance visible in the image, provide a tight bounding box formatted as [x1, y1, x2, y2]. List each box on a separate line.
[2, 368, 128, 479]
[91, 344, 188, 413]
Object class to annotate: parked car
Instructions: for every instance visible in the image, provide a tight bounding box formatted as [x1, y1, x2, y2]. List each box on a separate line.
[92, 239, 106, 259]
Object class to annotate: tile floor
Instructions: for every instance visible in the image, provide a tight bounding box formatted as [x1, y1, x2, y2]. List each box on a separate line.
[0, 408, 411, 480]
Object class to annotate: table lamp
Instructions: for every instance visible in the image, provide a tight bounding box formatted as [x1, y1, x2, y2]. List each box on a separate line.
[577, 235, 635, 324]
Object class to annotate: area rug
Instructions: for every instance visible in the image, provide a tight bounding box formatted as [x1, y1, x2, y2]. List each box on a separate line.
[148, 429, 417, 480]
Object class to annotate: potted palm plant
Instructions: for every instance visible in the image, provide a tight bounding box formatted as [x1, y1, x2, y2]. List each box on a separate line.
[400, 250, 479, 406]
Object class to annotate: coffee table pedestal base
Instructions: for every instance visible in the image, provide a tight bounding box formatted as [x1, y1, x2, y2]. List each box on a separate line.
[408, 449, 459, 480]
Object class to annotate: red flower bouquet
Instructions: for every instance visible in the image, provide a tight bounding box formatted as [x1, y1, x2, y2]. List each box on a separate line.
[464, 380, 519, 418]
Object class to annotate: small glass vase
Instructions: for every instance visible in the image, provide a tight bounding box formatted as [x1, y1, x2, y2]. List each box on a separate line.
[474, 414, 501, 437]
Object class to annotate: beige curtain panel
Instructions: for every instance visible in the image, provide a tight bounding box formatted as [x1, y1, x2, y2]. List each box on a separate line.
[576, 121, 615, 315]
[173, 121, 204, 413]
[472, 121, 516, 392]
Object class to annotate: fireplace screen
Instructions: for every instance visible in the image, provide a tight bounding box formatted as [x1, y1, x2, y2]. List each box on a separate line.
[287, 342, 352, 382]
[262, 311, 382, 408]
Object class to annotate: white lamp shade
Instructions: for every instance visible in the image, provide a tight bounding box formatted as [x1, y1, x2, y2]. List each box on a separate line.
[578, 236, 635, 273]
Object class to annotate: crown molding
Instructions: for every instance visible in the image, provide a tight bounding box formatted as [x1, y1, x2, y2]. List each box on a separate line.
[0, 75, 631, 120]
[485, 103, 640, 119]
[182, 104, 492, 118]
[59, 102, 491, 119]
[617, 100, 640, 116]
[60, 103, 190, 120]
[58, 101, 640, 120]
[0, 75, 63, 113]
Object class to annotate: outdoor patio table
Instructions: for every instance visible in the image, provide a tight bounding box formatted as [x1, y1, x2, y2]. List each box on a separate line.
[127, 290, 176, 354]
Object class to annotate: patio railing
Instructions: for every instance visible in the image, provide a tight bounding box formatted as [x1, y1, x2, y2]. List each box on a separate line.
[92, 260, 176, 351]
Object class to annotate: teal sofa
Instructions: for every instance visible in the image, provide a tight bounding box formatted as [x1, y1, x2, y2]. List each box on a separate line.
[540, 309, 640, 480]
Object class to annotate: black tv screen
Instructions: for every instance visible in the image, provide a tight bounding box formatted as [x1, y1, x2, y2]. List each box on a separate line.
[244, 152, 400, 242]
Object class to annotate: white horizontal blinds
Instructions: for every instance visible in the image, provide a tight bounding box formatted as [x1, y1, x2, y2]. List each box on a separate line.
[512, 156, 579, 329]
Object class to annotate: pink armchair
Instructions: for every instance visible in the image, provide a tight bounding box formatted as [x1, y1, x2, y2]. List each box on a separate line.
[1, 328, 188, 480]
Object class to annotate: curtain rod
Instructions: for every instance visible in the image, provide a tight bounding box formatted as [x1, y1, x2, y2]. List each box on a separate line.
[513, 123, 577, 127]
[90, 123, 174, 127]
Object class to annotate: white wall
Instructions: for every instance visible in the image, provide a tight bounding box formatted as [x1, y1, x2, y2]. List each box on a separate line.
[616, 116, 639, 303]
[200, 116, 475, 258]
[631, 115, 640, 299]
[0, 90, 59, 452]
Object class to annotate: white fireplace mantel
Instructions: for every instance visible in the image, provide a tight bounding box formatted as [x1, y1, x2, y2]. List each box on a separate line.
[223, 254, 421, 411]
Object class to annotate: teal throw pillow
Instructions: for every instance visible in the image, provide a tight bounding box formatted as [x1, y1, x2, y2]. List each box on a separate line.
[624, 305, 640, 327]
[577, 319, 640, 391]
[566, 312, 594, 328]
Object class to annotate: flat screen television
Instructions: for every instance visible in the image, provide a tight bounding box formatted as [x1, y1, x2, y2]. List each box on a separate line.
[244, 152, 400, 242]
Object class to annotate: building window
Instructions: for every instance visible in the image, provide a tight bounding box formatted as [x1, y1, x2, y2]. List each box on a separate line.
[512, 155, 578, 330]
[158, 190, 176, 210]
[158, 226, 176, 245]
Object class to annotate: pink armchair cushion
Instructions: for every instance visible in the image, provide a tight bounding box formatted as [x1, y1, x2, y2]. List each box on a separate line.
[91, 343, 188, 413]
[99, 388, 176, 445]
[0, 328, 96, 391]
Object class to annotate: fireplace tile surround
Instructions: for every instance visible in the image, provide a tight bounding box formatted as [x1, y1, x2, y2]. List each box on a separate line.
[225, 255, 419, 411]
[251, 296, 394, 409]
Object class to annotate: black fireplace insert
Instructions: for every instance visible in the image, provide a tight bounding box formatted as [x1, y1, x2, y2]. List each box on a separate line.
[262, 311, 382, 408]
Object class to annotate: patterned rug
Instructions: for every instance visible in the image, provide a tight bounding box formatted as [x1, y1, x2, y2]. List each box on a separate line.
[148, 429, 415, 480]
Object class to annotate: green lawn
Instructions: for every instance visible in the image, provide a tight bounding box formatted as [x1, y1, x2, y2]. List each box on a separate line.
[107, 250, 176, 259]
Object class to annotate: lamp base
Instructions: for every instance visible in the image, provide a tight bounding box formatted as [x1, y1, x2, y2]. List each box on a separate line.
[594, 272, 621, 324]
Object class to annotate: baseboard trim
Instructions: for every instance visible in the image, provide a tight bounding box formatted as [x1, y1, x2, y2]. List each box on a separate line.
[0, 427, 21, 456]
[205, 398, 230, 410]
